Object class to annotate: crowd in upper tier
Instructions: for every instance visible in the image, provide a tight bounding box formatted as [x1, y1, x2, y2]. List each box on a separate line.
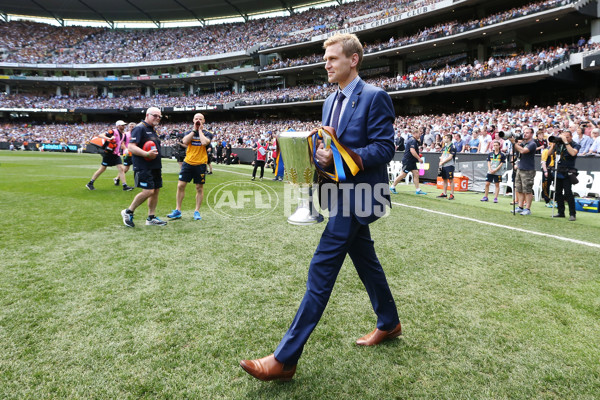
[262, 0, 586, 71]
[2, 41, 598, 111]
[0, 0, 574, 64]
[3, 99, 600, 157]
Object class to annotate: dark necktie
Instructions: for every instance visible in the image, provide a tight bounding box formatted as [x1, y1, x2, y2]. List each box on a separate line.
[330, 92, 346, 131]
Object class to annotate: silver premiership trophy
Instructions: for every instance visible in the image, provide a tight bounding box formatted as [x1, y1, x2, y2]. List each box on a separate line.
[277, 130, 323, 225]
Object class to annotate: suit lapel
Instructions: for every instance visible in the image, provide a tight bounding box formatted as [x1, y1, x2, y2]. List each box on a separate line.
[322, 94, 335, 126]
[336, 80, 364, 138]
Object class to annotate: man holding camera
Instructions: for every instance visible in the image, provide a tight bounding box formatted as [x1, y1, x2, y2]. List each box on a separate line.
[508, 127, 536, 216]
[173, 130, 188, 168]
[548, 130, 580, 221]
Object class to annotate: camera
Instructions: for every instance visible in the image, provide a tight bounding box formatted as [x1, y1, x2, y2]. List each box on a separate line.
[498, 131, 523, 141]
[548, 135, 563, 143]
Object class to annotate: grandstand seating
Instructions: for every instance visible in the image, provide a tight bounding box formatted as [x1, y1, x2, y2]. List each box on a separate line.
[1, 0, 599, 176]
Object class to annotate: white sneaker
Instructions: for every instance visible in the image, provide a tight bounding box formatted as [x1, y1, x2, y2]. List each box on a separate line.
[145, 217, 167, 226]
[121, 209, 134, 227]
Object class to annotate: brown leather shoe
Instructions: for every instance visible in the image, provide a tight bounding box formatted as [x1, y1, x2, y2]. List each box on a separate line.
[240, 354, 296, 381]
[356, 322, 402, 346]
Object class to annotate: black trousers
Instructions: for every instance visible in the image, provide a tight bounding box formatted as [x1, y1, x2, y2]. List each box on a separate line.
[252, 160, 265, 178]
[555, 176, 576, 216]
[541, 169, 552, 203]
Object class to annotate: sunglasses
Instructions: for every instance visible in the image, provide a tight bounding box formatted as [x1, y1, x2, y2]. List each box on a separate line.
[150, 114, 162, 119]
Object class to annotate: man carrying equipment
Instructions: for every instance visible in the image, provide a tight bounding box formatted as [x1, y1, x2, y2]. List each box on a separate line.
[86, 120, 133, 191]
[114, 122, 136, 187]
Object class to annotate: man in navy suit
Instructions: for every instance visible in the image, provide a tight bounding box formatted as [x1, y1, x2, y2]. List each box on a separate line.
[240, 33, 401, 381]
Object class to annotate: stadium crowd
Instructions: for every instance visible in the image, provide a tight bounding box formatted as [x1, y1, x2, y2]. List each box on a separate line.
[262, 0, 585, 71]
[0, 0, 574, 64]
[3, 43, 599, 111]
[393, 100, 600, 154]
[3, 99, 600, 156]
[0, 0, 444, 63]
[0, 92, 228, 110]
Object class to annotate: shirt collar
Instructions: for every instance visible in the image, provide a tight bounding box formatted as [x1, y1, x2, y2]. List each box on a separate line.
[338, 75, 361, 99]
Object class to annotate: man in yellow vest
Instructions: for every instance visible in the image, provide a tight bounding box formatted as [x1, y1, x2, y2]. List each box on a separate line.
[167, 113, 212, 221]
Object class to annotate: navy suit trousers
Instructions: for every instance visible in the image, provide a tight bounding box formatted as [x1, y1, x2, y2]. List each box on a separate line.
[273, 212, 399, 365]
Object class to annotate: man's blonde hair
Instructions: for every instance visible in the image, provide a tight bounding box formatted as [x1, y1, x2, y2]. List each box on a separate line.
[323, 33, 363, 70]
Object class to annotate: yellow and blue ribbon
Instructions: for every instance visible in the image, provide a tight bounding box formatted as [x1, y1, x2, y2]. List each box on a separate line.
[308, 127, 361, 182]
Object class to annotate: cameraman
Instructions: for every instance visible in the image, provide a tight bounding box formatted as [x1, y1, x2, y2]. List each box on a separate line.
[548, 130, 580, 221]
[173, 130, 187, 167]
[508, 127, 536, 216]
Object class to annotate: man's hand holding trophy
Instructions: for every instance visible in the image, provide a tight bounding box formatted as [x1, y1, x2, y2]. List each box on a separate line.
[277, 126, 362, 225]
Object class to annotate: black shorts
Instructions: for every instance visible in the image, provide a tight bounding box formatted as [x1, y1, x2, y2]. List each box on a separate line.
[402, 160, 417, 173]
[134, 169, 162, 190]
[440, 166, 454, 180]
[123, 155, 133, 166]
[175, 153, 186, 162]
[207, 154, 213, 164]
[102, 153, 122, 167]
[179, 162, 206, 184]
[486, 173, 502, 183]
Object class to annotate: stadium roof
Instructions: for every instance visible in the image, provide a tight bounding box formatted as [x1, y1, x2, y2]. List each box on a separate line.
[0, 0, 336, 26]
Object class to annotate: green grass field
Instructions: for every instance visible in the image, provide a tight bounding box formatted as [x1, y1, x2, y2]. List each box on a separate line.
[1, 151, 599, 399]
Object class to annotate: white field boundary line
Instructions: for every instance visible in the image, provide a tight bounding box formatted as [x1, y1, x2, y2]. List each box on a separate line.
[210, 169, 600, 250]
[391, 201, 600, 249]
[212, 167, 257, 177]
[0, 166, 254, 181]
[8, 162, 596, 248]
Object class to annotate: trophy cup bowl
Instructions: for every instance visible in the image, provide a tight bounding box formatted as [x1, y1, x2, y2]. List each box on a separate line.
[277, 130, 323, 225]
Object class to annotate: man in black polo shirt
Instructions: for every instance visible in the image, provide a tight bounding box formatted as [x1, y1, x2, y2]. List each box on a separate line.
[121, 107, 167, 227]
[224, 141, 232, 164]
[389, 127, 426, 195]
[549, 130, 580, 221]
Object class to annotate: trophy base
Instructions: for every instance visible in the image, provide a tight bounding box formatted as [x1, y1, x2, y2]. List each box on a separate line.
[288, 207, 323, 225]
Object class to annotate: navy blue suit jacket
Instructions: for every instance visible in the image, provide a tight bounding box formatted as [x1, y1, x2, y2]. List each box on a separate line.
[321, 79, 395, 224]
